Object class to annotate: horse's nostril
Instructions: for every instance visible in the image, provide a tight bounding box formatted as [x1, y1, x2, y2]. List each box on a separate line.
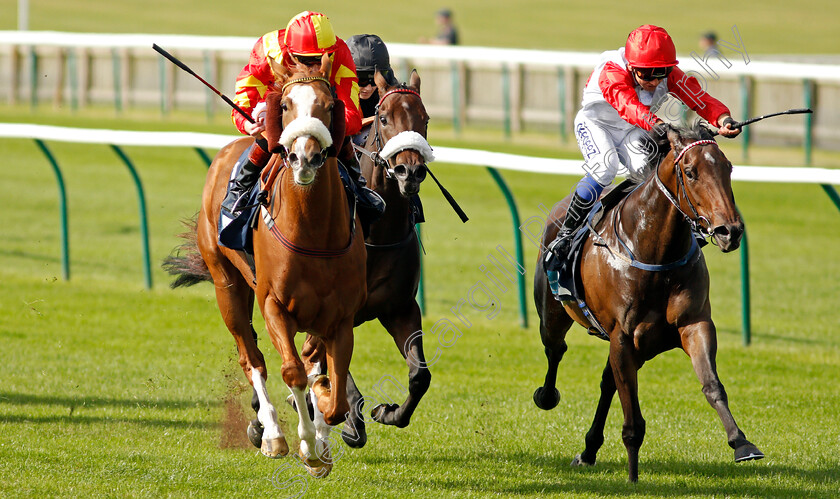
[714, 226, 731, 238]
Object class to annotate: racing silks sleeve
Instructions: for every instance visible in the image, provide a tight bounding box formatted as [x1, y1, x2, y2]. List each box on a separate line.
[231, 33, 279, 135]
[667, 67, 731, 127]
[597, 62, 659, 131]
[329, 39, 362, 136]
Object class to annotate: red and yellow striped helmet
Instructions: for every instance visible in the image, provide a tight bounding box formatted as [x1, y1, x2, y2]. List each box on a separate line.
[283, 11, 338, 56]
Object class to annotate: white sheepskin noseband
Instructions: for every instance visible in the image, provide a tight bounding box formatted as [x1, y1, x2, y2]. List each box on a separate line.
[379, 131, 435, 163]
[278, 116, 333, 150]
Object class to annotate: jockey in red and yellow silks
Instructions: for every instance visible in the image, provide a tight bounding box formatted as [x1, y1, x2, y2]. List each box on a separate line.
[231, 16, 362, 136]
[545, 25, 741, 277]
[221, 11, 363, 219]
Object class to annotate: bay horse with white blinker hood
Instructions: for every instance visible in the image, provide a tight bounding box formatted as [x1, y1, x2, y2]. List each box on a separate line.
[533, 123, 763, 482]
[164, 54, 365, 478]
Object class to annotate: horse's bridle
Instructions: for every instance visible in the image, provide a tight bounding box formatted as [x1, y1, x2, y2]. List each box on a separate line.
[261, 75, 355, 258]
[360, 87, 428, 181]
[653, 139, 718, 237]
[279, 76, 333, 161]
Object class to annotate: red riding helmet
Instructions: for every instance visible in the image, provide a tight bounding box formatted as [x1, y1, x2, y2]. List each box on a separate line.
[283, 11, 338, 56]
[624, 25, 679, 68]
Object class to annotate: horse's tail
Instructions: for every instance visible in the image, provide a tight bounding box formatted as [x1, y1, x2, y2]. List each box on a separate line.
[162, 215, 212, 288]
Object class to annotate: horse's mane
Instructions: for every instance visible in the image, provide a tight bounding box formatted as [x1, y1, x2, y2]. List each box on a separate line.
[628, 120, 717, 184]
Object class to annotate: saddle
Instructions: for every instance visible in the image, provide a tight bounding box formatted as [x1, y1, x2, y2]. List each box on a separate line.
[546, 179, 639, 340]
[217, 149, 382, 253]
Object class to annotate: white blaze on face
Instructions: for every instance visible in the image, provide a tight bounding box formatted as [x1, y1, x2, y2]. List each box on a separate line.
[287, 85, 319, 184]
[704, 152, 716, 164]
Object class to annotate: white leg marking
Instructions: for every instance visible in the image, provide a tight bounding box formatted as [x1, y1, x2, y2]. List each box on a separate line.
[309, 389, 331, 459]
[251, 368, 283, 440]
[289, 385, 317, 459]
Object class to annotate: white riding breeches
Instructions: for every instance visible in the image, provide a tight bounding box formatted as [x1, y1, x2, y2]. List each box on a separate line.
[574, 110, 653, 186]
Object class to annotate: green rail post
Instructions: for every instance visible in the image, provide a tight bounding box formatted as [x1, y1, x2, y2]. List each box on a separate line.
[67, 48, 78, 111]
[416, 223, 425, 316]
[486, 167, 528, 328]
[110, 145, 152, 289]
[29, 46, 37, 108]
[803, 79, 814, 166]
[450, 60, 461, 134]
[204, 50, 215, 121]
[159, 56, 168, 116]
[195, 148, 213, 167]
[557, 67, 567, 142]
[111, 48, 122, 113]
[821, 184, 840, 212]
[501, 63, 511, 138]
[738, 214, 751, 346]
[739, 75, 751, 161]
[33, 140, 70, 281]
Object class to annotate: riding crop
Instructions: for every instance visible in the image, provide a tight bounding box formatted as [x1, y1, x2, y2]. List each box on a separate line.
[715, 108, 813, 135]
[152, 43, 255, 124]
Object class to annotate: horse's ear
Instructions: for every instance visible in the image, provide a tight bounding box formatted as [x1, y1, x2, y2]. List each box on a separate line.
[409, 69, 421, 93]
[318, 52, 332, 78]
[263, 89, 285, 154]
[270, 56, 291, 81]
[666, 126, 683, 155]
[374, 70, 389, 95]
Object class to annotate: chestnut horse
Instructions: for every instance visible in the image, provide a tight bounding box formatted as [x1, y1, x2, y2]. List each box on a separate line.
[533, 124, 763, 482]
[286, 71, 433, 448]
[165, 56, 366, 477]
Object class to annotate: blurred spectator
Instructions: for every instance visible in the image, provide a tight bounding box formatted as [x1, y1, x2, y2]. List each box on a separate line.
[420, 8, 459, 45]
[699, 31, 721, 56]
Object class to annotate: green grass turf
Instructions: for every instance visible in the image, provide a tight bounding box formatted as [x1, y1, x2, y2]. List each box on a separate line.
[1, 0, 839, 54]
[1, 102, 839, 497]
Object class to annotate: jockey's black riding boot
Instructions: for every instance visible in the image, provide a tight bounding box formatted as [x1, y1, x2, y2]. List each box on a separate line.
[221, 138, 271, 216]
[547, 192, 590, 263]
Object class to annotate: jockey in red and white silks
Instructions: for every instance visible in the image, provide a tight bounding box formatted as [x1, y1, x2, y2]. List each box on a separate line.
[546, 24, 741, 276]
[575, 47, 730, 185]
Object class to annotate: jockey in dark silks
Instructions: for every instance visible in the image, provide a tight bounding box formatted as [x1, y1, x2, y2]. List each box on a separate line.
[346, 34, 425, 224]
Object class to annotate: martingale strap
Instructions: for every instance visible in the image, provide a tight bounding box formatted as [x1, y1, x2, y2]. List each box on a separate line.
[260, 165, 355, 258]
[610, 196, 702, 272]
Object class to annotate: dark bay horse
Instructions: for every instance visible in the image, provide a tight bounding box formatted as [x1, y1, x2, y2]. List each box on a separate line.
[165, 56, 366, 477]
[533, 124, 763, 482]
[297, 70, 433, 448]
[344, 70, 433, 447]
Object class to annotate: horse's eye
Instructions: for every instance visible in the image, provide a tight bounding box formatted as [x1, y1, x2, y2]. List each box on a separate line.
[684, 167, 696, 180]
[379, 114, 387, 125]
[281, 102, 288, 112]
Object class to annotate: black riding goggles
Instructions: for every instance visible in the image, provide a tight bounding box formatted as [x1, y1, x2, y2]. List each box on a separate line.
[357, 73, 375, 87]
[357, 70, 393, 88]
[633, 66, 673, 81]
[293, 54, 324, 67]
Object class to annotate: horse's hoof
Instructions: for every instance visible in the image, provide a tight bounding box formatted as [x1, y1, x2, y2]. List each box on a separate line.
[571, 453, 595, 467]
[300, 448, 333, 478]
[247, 419, 264, 449]
[260, 436, 289, 458]
[734, 443, 765, 462]
[371, 403, 407, 427]
[533, 387, 560, 410]
[342, 422, 367, 448]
